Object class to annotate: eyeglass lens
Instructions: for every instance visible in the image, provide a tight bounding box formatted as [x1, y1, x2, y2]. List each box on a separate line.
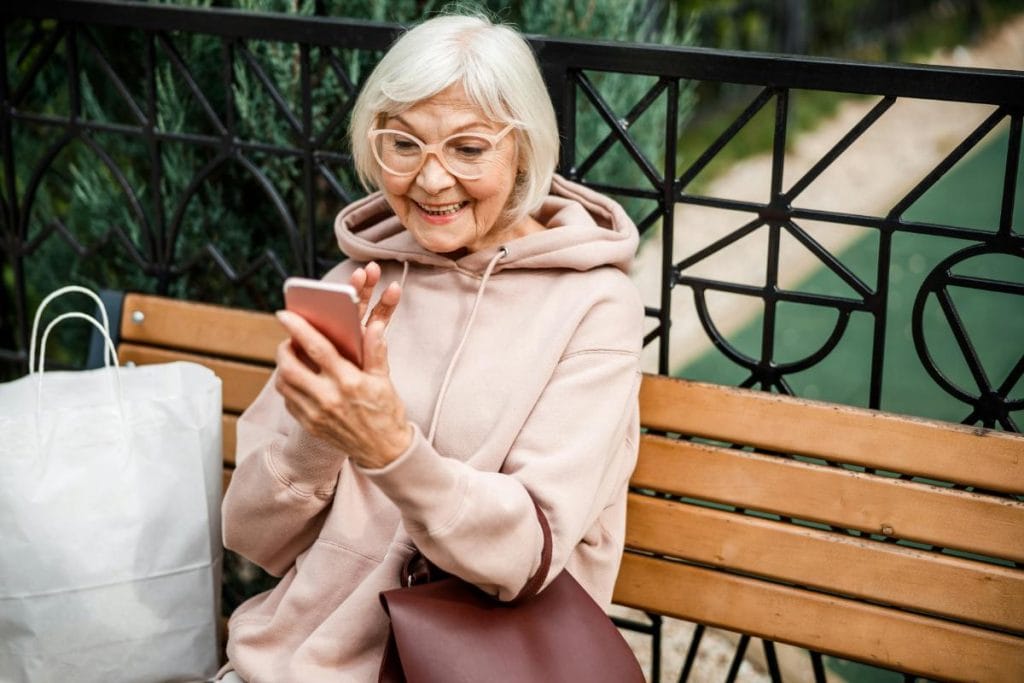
[374, 131, 498, 179]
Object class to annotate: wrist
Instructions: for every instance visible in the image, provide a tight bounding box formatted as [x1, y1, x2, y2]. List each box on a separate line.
[362, 422, 414, 469]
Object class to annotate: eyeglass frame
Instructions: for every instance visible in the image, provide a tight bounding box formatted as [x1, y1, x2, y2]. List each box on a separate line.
[367, 123, 516, 181]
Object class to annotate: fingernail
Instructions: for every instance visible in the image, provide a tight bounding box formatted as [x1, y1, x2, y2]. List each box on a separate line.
[276, 310, 292, 323]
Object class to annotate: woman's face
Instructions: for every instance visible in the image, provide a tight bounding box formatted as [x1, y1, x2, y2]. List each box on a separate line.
[376, 84, 530, 255]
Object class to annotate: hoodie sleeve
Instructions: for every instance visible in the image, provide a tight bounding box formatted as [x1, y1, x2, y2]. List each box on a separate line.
[221, 261, 362, 576]
[360, 285, 643, 602]
[221, 371, 349, 576]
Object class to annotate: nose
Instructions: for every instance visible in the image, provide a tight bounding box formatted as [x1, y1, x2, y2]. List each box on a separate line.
[415, 153, 456, 195]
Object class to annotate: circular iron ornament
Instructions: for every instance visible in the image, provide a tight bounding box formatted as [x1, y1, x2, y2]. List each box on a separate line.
[911, 243, 1024, 427]
[693, 288, 852, 391]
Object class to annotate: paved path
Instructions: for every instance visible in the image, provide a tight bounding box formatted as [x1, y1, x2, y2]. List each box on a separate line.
[631, 15, 1024, 377]
[620, 15, 1024, 682]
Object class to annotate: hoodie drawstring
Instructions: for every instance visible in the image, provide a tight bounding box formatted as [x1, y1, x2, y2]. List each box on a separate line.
[426, 247, 508, 445]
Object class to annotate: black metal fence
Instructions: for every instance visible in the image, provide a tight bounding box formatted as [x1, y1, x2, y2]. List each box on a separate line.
[1, 1, 1022, 681]
[3, 1, 1022, 428]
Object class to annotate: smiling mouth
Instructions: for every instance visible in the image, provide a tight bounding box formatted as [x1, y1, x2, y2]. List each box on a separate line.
[415, 200, 469, 216]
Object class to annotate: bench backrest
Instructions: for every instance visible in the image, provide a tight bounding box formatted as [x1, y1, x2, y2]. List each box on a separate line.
[114, 293, 1024, 682]
[625, 374, 1024, 682]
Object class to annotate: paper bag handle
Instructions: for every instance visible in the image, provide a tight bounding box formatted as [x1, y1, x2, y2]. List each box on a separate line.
[29, 285, 116, 374]
[36, 312, 126, 417]
[32, 311, 129, 476]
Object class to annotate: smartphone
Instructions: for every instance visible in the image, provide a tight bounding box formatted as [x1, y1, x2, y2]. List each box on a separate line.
[283, 277, 363, 368]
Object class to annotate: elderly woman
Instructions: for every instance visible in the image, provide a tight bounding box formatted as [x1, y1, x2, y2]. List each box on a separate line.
[219, 12, 643, 682]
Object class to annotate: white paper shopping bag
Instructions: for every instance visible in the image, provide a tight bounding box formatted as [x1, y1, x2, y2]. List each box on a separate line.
[0, 286, 223, 683]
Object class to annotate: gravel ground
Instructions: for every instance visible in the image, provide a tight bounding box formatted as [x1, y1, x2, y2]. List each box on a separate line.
[620, 14, 1024, 683]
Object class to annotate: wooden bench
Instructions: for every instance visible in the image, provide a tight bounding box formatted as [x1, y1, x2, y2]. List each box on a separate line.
[107, 291, 1024, 683]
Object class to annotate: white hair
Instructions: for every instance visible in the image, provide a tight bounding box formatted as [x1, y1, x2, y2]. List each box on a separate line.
[349, 14, 559, 223]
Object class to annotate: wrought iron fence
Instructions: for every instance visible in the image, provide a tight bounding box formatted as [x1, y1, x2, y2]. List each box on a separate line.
[1, 1, 1022, 681]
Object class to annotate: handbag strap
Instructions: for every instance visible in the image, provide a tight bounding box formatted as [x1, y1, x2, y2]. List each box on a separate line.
[401, 497, 554, 604]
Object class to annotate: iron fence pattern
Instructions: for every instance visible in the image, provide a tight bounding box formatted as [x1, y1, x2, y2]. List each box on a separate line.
[1, 2, 1022, 681]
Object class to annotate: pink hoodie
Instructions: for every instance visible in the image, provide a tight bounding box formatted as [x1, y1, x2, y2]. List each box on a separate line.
[221, 175, 644, 682]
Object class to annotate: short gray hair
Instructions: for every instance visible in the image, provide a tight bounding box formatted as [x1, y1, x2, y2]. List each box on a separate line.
[349, 14, 559, 223]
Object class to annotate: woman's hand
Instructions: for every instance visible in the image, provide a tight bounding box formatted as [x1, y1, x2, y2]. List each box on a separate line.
[274, 265, 412, 469]
[351, 261, 400, 332]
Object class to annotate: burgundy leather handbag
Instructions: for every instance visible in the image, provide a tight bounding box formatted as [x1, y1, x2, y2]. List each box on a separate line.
[377, 502, 645, 683]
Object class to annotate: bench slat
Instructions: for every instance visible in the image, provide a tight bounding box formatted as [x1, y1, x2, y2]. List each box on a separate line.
[639, 374, 1024, 494]
[613, 553, 1024, 683]
[120, 293, 283, 364]
[625, 493, 1024, 632]
[634, 434, 1024, 563]
[118, 344, 273, 413]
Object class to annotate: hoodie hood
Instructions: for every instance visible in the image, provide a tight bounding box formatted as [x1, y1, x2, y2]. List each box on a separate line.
[334, 174, 639, 275]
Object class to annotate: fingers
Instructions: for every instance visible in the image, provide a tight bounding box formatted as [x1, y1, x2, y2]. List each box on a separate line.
[350, 261, 381, 321]
[276, 310, 341, 375]
[275, 336, 344, 438]
[275, 338, 321, 420]
[366, 281, 402, 329]
[362, 320, 391, 377]
[350, 262, 401, 328]
[274, 336, 328, 403]
[350, 267, 368, 321]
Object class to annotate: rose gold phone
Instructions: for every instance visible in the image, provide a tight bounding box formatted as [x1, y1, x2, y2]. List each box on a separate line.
[283, 277, 363, 368]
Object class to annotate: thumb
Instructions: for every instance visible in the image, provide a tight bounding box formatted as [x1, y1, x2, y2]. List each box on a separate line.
[362, 320, 390, 377]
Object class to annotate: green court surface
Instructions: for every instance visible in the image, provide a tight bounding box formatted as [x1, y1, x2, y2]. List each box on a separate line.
[681, 127, 1024, 427]
[678, 128, 1022, 681]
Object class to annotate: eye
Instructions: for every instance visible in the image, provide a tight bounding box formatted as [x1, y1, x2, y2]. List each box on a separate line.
[391, 138, 420, 154]
[448, 136, 491, 159]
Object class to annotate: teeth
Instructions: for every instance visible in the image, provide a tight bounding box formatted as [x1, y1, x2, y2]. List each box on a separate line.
[418, 201, 465, 216]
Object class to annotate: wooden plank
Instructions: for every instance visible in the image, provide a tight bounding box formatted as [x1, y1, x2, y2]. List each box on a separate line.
[118, 343, 272, 413]
[634, 434, 1024, 563]
[612, 554, 1024, 683]
[120, 293, 284, 364]
[222, 414, 238, 466]
[625, 493, 1024, 632]
[639, 374, 1024, 494]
